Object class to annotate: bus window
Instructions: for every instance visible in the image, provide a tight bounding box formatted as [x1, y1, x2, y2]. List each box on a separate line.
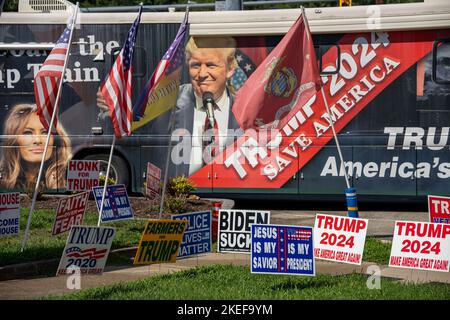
[317, 44, 340, 76]
[432, 39, 450, 85]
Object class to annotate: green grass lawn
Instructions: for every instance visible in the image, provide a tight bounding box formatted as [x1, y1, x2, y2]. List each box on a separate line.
[48, 264, 450, 300]
[0, 208, 146, 266]
[0, 208, 393, 267]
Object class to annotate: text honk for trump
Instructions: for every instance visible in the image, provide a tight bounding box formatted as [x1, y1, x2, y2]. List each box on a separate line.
[134, 220, 187, 265]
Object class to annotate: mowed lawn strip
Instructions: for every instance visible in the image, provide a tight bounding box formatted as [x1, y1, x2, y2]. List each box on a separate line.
[0, 208, 146, 266]
[1, 208, 393, 267]
[47, 264, 450, 300]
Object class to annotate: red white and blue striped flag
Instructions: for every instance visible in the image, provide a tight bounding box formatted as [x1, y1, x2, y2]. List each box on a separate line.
[132, 11, 188, 131]
[101, 7, 142, 138]
[33, 25, 73, 131]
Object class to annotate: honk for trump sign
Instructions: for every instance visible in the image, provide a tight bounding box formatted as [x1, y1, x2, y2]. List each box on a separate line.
[134, 220, 187, 265]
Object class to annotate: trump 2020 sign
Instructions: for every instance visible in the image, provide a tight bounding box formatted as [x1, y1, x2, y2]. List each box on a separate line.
[251, 224, 315, 276]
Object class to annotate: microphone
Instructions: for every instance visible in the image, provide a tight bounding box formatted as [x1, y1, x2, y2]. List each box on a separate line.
[202, 91, 215, 128]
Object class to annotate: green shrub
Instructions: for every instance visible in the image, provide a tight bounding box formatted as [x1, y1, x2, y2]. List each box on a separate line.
[164, 195, 189, 215]
[98, 175, 116, 186]
[167, 175, 196, 197]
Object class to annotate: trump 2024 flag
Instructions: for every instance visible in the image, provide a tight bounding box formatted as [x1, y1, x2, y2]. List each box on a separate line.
[101, 7, 142, 138]
[232, 13, 322, 130]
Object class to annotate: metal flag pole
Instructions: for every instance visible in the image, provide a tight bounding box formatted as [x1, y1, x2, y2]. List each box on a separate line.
[97, 135, 116, 227]
[301, 6, 358, 218]
[158, 107, 176, 220]
[158, 9, 189, 220]
[21, 3, 80, 252]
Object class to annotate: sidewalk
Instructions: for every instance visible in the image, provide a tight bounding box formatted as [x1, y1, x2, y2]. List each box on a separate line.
[1, 209, 448, 300]
[1, 251, 448, 300]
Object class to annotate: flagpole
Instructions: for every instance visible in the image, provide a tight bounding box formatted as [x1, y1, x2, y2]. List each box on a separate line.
[21, 3, 80, 252]
[97, 135, 116, 227]
[319, 87, 350, 189]
[158, 100, 177, 220]
[301, 7, 358, 217]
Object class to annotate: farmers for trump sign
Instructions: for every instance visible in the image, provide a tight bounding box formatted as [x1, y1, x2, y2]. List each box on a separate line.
[218, 209, 270, 253]
[251, 224, 315, 276]
[314, 214, 368, 265]
[389, 221, 450, 272]
[52, 192, 89, 236]
[56, 226, 116, 276]
[67, 160, 100, 191]
[0, 192, 20, 237]
[134, 220, 187, 265]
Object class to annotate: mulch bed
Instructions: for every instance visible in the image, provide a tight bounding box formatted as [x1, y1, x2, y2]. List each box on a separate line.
[19, 194, 217, 219]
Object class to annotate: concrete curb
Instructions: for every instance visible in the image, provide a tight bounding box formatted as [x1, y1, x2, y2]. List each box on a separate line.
[0, 247, 138, 281]
[0, 259, 59, 281]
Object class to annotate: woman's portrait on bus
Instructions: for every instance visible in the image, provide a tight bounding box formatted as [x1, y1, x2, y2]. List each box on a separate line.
[0, 104, 72, 192]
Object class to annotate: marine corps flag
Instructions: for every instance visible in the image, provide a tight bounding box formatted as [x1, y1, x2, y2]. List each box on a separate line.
[232, 12, 322, 130]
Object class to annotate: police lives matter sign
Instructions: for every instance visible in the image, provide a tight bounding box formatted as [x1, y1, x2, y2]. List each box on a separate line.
[172, 211, 211, 258]
[389, 221, 450, 272]
[56, 226, 116, 276]
[0, 192, 20, 237]
[67, 160, 100, 191]
[218, 210, 270, 253]
[314, 214, 368, 265]
[251, 224, 315, 276]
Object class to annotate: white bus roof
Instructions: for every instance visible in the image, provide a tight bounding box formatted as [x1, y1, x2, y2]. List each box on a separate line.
[1, 1, 449, 35]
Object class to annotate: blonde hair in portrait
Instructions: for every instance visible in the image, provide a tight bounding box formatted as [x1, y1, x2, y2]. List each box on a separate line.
[0, 104, 72, 191]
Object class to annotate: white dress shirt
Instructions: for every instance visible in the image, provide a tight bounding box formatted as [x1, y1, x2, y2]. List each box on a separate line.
[189, 91, 230, 175]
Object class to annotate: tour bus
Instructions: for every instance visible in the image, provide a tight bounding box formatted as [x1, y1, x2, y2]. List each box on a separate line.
[0, 0, 449, 201]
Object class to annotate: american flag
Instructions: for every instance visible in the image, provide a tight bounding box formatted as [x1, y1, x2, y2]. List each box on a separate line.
[133, 11, 188, 120]
[287, 228, 312, 241]
[33, 25, 73, 131]
[101, 7, 142, 138]
[66, 247, 107, 260]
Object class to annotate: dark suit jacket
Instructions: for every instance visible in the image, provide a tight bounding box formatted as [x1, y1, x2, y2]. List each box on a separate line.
[142, 83, 242, 178]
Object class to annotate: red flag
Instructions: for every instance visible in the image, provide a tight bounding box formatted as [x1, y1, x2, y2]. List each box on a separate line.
[232, 13, 322, 130]
[101, 7, 142, 139]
